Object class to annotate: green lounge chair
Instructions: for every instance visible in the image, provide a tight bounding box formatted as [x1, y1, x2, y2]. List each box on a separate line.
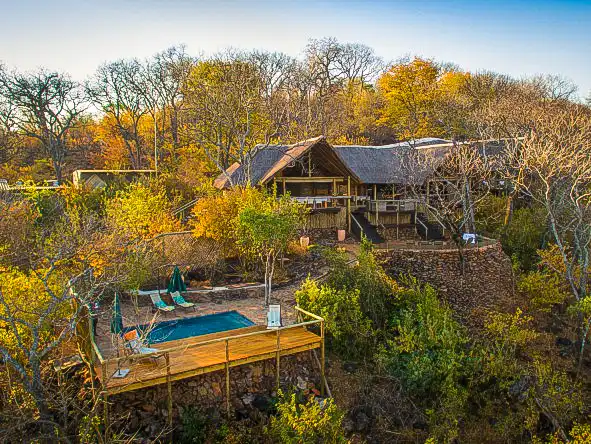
[170, 291, 195, 310]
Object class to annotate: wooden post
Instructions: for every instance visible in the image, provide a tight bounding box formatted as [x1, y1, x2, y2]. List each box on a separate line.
[396, 201, 400, 240]
[320, 321, 326, 397]
[276, 329, 281, 391]
[282, 177, 286, 195]
[165, 353, 173, 427]
[347, 176, 351, 232]
[373, 184, 379, 226]
[225, 339, 230, 417]
[101, 362, 109, 440]
[332, 178, 337, 197]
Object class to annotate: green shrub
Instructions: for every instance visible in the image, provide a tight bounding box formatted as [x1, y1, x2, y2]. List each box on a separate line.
[501, 206, 547, 271]
[179, 406, 208, 444]
[518, 271, 568, 312]
[266, 391, 347, 444]
[324, 237, 400, 329]
[377, 279, 472, 441]
[295, 278, 373, 358]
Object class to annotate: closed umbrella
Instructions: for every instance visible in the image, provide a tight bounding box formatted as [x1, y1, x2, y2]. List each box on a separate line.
[167, 266, 187, 294]
[110, 292, 123, 335]
[110, 292, 127, 378]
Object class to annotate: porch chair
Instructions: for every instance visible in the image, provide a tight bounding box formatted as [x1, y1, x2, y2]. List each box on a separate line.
[170, 291, 195, 310]
[122, 329, 162, 363]
[267, 304, 282, 329]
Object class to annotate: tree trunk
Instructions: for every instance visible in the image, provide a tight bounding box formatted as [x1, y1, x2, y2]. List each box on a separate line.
[504, 194, 514, 226]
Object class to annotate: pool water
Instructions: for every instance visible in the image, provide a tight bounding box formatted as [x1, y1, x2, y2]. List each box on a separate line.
[126, 311, 255, 344]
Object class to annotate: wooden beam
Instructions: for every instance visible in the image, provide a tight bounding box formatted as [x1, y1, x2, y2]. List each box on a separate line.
[225, 340, 230, 418]
[275, 177, 345, 183]
[276, 330, 281, 391]
[101, 361, 109, 440]
[320, 321, 325, 397]
[166, 353, 173, 427]
[347, 176, 351, 232]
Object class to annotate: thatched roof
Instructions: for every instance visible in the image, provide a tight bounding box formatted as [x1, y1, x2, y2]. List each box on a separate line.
[213, 136, 454, 188]
[334, 138, 450, 184]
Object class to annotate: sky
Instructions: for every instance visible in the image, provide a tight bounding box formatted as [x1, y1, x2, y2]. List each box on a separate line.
[0, 0, 590, 98]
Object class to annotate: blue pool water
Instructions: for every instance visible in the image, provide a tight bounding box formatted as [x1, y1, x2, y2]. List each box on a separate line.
[125, 311, 254, 344]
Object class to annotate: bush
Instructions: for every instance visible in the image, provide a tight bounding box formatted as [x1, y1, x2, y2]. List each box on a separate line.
[266, 391, 348, 444]
[325, 237, 400, 329]
[105, 181, 181, 240]
[179, 406, 208, 444]
[377, 279, 472, 441]
[295, 277, 373, 358]
[517, 271, 568, 312]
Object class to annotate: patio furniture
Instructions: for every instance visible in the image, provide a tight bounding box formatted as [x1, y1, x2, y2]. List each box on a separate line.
[170, 291, 195, 310]
[149, 292, 175, 313]
[267, 304, 282, 329]
[122, 329, 161, 363]
[137, 290, 175, 314]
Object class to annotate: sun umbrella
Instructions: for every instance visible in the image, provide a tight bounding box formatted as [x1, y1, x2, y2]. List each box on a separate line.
[110, 292, 123, 335]
[167, 266, 187, 294]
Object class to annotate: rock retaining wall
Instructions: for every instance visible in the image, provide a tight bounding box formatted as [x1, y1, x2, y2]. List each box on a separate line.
[109, 352, 318, 437]
[377, 242, 515, 322]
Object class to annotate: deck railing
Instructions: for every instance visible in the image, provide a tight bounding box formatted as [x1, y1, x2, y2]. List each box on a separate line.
[91, 306, 325, 428]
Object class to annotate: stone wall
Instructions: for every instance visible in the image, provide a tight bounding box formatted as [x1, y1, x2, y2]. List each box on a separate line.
[377, 226, 420, 241]
[109, 352, 319, 437]
[376, 242, 516, 323]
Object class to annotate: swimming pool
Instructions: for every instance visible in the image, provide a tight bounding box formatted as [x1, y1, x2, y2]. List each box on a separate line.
[126, 311, 255, 344]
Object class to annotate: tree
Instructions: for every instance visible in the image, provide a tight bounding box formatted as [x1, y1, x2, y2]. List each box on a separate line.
[506, 102, 591, 362]
[183, 51, 293, 184]
[0, 67, 87, 181]
[147, 45, 195, 150]
[377, 57, 460, 140]
[105, 181, 181, 240]
[236, 193, 303, 305]
[87, 59, 151, 169]
[402, 141, 493, 256]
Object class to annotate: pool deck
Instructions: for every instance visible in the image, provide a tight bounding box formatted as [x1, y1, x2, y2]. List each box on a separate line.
[95, 323, 322, 395]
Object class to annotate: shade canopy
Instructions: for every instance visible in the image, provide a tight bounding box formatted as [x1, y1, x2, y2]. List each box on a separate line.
[167, 266, 187, 294]
[110, 292, 123, 335]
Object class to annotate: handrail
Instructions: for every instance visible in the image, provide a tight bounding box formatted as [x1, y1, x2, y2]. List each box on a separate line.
[350, 213, 364, 237]
[294, 305, 324, 322]
[415, 216, 429, 239]
[91, 336, 105, 364]
[104, 318, 322, 366]
[172, 198, 200, 216]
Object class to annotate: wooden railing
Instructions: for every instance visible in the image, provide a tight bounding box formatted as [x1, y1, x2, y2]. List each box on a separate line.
[92, 307, 325, 428]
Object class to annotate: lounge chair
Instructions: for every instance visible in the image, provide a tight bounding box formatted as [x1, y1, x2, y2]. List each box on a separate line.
[267, 304, 281, 329]
[122, 329, 161, 362]
[170, 291, 195, 310]
[137, 290, 175, 314]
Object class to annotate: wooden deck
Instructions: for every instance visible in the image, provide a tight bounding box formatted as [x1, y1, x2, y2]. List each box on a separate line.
[96, 324, 321, 395]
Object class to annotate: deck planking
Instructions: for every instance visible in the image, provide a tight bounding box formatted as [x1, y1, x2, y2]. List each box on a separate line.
[96, 325, 321, 394]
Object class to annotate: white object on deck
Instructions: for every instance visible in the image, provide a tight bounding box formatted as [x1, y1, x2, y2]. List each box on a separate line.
[123, 329, 160, 355]
[267, 304, 281, 329]
[462, 233, 476, 244]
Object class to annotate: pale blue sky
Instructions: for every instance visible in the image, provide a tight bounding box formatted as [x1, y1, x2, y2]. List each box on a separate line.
[1, 0, 590, 98]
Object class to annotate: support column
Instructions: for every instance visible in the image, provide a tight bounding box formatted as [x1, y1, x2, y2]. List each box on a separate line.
[225, 340, 230, 417]
[166, 353, 173, 427]
[101, 362, 109, 440]
[276, 330, 281, 391]
[320, 321, 326, 397]
[347, 176, 351, 232]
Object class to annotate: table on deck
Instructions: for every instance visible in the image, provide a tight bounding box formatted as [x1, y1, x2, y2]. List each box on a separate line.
[96, 325, 321, 394]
